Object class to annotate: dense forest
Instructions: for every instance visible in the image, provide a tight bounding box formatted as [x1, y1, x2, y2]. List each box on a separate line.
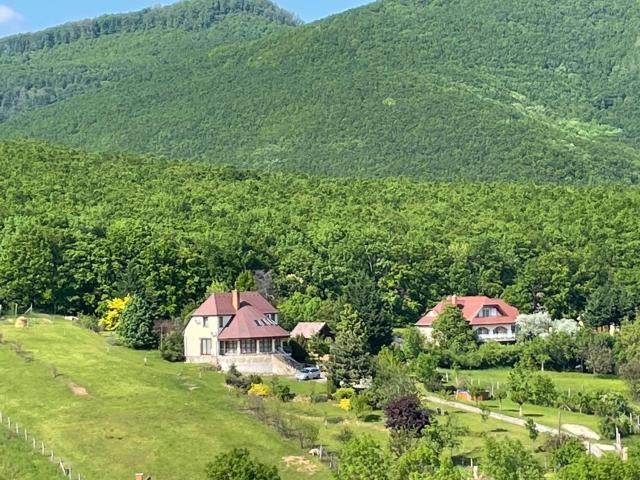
[2, 140, 640, 325]
[2, 0, 640, 182]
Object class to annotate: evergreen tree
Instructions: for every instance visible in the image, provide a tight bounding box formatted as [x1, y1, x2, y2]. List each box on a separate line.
[343, 272, 393, 354]
[117, 294, 158, 349]
[326, 306, 372, 386]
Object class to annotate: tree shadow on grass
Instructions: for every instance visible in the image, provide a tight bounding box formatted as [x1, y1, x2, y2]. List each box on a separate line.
[362, 413, 381, 422]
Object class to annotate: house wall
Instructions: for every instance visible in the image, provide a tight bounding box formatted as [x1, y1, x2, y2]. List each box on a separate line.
[184, 315, 232, 362]
[417, 326, 433, 340]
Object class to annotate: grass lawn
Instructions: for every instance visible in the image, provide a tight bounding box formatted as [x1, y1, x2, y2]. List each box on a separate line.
[447, 368, 628, 395]
[441, 368, 636, 439]
[422, 400, 552, 465]
[0, 315, 332, 480]
[0, 429, 63, 479]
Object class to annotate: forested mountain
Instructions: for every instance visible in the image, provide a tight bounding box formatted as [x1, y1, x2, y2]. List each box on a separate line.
[2, 140, 640, 324]
[0, 0, 298, 123]
[2, 0, 640, 182]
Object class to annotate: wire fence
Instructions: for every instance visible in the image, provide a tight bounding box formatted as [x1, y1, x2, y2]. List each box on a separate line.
[0, 410, 86, 480]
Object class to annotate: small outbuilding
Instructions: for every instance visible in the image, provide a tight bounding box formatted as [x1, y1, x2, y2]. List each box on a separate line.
[289, 322, 333, 340]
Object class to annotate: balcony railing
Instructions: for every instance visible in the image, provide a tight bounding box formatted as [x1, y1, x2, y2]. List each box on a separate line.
[476, 332, 516, 341]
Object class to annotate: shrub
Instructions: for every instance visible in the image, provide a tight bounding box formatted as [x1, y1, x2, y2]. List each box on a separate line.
[339, 398, 352, 411]
[205, 448, 280, 480]
[546, 436, 587, 470]
[77, 315, 99, 332]
[225, 365, 251, 392]
[335, 427, 354, 443]
[248, 383, 271, 397]
[335, 387, 355, 400]
[160, 330, 185, 362]
[384, 395, 431, 435]
[270, 378, 295, 402]
[351, 393, 372, 420]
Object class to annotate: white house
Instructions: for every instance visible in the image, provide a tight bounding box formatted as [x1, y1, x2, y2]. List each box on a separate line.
[416, 295, 519, 343]
[184, 290, 297, 374]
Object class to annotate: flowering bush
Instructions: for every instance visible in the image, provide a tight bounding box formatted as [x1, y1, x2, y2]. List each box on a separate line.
[248, 383, 271, 397]
[339, 398, 352, 411]
[99, 295, 131, 331]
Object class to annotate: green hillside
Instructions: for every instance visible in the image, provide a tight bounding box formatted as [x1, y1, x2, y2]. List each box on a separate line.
[2, 0, 640, 182]
[2, 140, 640, 323]
[0, 0, 298, 123]
[0, 315, 330, 480]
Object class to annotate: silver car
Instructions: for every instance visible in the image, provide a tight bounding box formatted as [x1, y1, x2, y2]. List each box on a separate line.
[296, 367, 321, 381]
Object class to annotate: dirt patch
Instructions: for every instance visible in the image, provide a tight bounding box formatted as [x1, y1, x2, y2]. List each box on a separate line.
[282, 456, 320, 474]
[68, 383, 89, 396]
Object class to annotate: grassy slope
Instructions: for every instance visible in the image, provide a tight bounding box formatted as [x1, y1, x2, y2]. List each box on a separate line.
[0, 430, 63, 480]
[0, 316, 330, 480]
[1, 316, 623, 476]
[2, 0, 640, 182]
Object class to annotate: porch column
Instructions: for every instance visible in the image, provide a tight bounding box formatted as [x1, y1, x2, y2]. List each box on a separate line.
[236, 340, 240, 355]
[257, 339, 261, 354]
[272, 338, 276, 352]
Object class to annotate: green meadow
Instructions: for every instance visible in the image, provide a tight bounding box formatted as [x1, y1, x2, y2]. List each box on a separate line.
[0, 316, 331, 480]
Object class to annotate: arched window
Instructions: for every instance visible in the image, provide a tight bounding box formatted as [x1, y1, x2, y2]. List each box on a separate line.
[476, 327, 490, 336]
[493, 326, 508, 335]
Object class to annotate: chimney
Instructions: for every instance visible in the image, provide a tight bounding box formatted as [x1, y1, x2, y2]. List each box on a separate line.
[135, 474, 144, 480]
[451, 295, 457, 306]
[232, 290, 240, 311]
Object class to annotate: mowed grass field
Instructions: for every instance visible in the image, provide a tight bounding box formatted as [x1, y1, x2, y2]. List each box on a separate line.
[442, 368, 635, 437]
[448, 368, 628, 395]
[0, 316, 332, 480]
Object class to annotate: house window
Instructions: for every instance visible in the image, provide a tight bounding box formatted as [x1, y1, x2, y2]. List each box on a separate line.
[218, 317, 224, 329]
[240, 339, 257, 354]
[220, 341, 236, 355]
[200, 338, 212, 355]
[476, 327, 490, 336]
[203, 317, 209, 328]
[259, 339, 272, 353]
[494, 326, 508, 335]
[478, 307, 499, 318]
[274, 338, 283, 351]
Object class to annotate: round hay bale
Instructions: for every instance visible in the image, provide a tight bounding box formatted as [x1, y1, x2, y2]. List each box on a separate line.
[14, 316, 28, 329]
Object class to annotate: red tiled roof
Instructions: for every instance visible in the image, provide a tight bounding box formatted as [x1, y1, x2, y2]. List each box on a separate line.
[290, 322, 329, 339]
[218, 305, 289, 340]
[416, 296, 519, 327]
[193, 292, 278, 317]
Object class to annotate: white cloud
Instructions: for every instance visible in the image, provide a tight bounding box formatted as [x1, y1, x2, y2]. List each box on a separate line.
[0, 5, 23, 36]
[0, 5, 22, 25]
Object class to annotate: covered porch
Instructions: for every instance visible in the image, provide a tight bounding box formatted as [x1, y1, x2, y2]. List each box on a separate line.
[218, 337, 287, 356]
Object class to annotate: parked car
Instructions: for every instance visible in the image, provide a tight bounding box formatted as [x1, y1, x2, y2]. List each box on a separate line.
[296, 366, 321, 381]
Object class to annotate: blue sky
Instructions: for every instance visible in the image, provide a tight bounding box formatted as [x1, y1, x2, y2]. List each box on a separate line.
[0, 1, 372, 37]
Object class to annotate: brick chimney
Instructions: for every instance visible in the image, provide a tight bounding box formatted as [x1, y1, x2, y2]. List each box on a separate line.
[451, 295, 458, 306]
[232, 290, 240, 311]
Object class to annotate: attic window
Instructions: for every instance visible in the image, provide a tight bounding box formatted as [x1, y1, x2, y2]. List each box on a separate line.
[254, 320, 264, 326]
[478, 306, 501, 318]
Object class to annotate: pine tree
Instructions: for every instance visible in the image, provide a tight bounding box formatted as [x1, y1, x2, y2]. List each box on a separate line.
[326, 305, 372, 386]
[117, 294, 158, 349]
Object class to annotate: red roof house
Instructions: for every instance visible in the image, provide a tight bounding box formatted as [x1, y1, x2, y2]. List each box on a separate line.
[184, 291, 293, 374]
[416, 296, 519, 342]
